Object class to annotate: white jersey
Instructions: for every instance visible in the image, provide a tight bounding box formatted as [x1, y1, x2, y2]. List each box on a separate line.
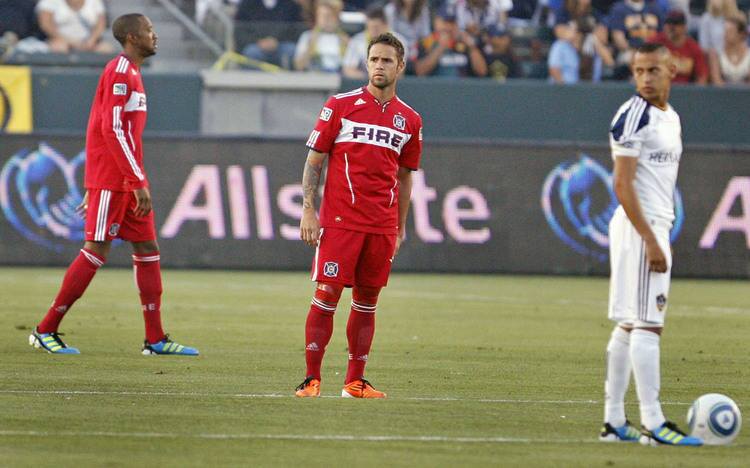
[609, 95, 682, 226]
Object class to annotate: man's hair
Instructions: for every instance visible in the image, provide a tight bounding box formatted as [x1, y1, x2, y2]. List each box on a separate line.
[112, 14, 145, 46]
[365, 6, 387, 23]
[636, 42, 669, 56]
[367, 32, 405, 63]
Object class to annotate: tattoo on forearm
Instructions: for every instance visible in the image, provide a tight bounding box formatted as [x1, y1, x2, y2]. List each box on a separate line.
[302, 160, 322, 210]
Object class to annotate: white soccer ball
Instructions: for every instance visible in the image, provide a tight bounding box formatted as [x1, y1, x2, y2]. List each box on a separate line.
[687, 393, 742, 445]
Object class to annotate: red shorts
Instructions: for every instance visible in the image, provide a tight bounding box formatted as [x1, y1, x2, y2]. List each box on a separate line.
[84, 189, 156, 242]
[311, 227, 397, 288]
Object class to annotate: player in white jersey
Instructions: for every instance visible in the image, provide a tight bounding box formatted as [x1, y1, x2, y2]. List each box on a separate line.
[599, 43, 702, 447]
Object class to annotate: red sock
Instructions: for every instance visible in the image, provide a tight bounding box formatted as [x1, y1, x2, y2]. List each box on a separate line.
[345, 294, 378, 384]
[133, 252, 165, 344]
[304, 284, 341, 380]
[38, 249, 104, 333]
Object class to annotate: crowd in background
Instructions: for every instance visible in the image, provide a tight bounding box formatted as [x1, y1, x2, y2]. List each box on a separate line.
[230, 0, 750, 84]
[0, 0, 113, 56]
[2, 0, 749, 85]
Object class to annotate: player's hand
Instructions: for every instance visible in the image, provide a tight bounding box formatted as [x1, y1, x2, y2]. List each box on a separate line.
[300, 210, 320, 247]
[393, 230, 406, 258]
[76, 191, 89, 218]
[645, 239, 668, 273]
[133, 187, 152, 217]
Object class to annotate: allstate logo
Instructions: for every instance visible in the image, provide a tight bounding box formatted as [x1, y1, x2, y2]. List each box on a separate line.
[541, 154, 683, 262]
[0, 143, 85, 251]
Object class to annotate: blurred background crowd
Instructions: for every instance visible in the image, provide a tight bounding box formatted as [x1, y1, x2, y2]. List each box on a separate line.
[2, 0, 749, 85]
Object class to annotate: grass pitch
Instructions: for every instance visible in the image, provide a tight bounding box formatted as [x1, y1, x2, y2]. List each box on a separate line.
[0, 267, 747, 467]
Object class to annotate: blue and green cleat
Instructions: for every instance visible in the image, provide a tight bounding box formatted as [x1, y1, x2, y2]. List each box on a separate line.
[640, 421, 703, 446]
[142, 335, 199, 356]
[599, 421, 641, 442]
[29, 328, 80, 354]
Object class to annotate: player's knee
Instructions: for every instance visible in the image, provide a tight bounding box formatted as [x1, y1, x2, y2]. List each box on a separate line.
[314, 282, 343, 309]
[83, 241, 110, 261]
[352, 286, 381, 306]
[132, 240, 159, 254]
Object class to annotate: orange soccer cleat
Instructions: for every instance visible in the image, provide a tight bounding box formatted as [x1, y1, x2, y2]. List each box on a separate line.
[341, 378, 386, 399]
[295, 377, 321, 398]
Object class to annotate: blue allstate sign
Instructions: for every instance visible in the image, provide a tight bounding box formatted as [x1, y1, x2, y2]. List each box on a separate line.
[0, 143, 86, 252]
[541, 154, 684, 262]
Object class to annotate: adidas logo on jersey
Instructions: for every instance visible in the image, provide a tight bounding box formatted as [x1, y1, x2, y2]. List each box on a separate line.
[355, 98, 366, 106]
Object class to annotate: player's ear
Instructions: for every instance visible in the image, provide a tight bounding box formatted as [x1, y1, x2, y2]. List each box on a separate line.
[664, 52, 677, 79]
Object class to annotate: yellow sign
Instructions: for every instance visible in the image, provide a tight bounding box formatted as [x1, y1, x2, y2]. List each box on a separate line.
[0, 66, 33, 133]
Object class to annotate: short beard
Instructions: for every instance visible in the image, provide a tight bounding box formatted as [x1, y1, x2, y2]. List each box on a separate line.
[138, 43, 156, 58]
[370, 77, 392, 89]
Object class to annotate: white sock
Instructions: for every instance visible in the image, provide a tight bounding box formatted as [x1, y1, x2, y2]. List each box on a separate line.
[630, 328, 666, 430]
[604, 326, 631, 427]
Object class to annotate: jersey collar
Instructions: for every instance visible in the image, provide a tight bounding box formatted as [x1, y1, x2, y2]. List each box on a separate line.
[362, 86, 397, 112]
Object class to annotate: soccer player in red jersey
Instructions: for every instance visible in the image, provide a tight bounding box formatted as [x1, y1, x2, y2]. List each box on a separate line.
[28, 14, 198, 356]
[295, 32, 423, 398]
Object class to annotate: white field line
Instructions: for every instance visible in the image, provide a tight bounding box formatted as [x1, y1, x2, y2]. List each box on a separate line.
[0, 429, 597, 444]
[0, 389, 693, 406]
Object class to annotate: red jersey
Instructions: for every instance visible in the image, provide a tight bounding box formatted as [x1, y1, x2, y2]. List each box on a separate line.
[84, 54, 148, 192]
[306, 87, 423, 234]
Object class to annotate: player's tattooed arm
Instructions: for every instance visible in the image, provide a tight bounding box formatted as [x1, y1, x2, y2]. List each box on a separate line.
[302, 158, 323, 210]
[300, 150, 327, 247]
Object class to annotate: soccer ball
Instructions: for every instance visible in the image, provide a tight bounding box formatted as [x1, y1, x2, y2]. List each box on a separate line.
[687, 393, 742, 445]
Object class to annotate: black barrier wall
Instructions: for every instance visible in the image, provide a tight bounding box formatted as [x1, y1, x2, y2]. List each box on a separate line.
[1, 135, 749, 277]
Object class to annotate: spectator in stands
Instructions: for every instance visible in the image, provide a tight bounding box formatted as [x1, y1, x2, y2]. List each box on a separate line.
[699, 0, 740, 53]
[36, 0, 114, 53]
[482, 23, 520, 80]
[607, 0, 664, 78]
[1, 0, 40, 43]
[651, 10, 708, 83]
[414, 5, 489, 77]
[507, 0, 540, 25]
[578, 16, 616, 80]
[548, 19, 581, 83]
[554, 0, 598, 39]
[342, 6, 407, 79]
[709, 14, 750, 85]
[294, 0, 349, 72]
[590, 0, 617, 18]
[384, 0, 432, 60]
[447, 0, 514, 34]
[236, 0, 302, 70]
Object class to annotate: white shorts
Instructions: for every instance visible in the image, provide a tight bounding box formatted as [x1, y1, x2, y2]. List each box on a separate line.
[608, 207, 672, 327]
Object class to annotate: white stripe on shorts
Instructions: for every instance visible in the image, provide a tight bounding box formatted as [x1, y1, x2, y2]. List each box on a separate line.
[311, 228, 324, 282]
[95, 190, 111, 241]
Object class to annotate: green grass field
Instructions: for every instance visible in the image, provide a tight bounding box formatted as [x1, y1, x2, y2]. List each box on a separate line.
[0, 267, 747, 467]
